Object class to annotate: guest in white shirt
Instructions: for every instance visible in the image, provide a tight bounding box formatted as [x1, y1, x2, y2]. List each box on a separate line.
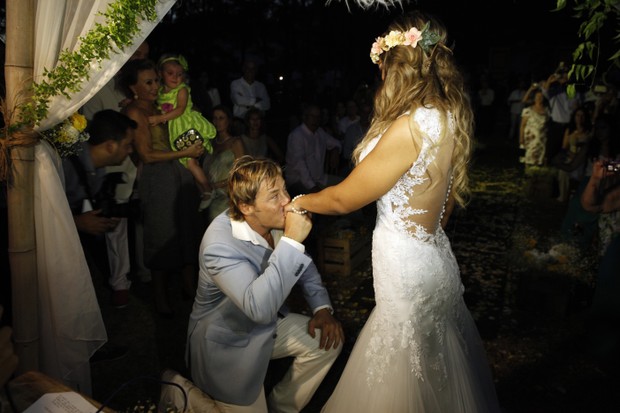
[542, 64, 582, 161]
[285, 104, 342, 197]
[230, 58, 271, 119]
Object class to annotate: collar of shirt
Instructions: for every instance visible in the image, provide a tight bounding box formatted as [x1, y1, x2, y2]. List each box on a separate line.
[301, 123, 322, 136]
[240, 77, 258, 88]
[230, 218, 305, 252]
[231, 218, 283, 249]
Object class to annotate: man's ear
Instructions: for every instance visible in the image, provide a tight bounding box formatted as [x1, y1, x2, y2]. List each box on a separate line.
[238, 202, 253, 216]
[104, 139, 118, 154]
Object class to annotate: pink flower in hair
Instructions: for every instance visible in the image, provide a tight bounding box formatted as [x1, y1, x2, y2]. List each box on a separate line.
[370, 37, 387, 63]
[371, 38, 384, 55]
[403, 27, 423, 48]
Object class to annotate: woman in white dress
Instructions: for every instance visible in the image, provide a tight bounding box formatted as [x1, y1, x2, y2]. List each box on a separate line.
[286, 11, 501, 413]
[519, 86, 550, 167]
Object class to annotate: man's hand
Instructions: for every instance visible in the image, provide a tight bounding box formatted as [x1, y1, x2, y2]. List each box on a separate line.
[74, 210, 120, 236]
[283, 210, 312, 244]
[308, 308, 344, 350]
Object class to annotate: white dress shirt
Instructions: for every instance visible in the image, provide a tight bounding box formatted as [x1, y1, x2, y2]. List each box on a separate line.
[285, 123, 341, 190]
[230, 77, 271, 118]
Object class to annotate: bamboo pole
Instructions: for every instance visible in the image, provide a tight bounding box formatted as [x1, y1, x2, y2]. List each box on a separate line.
[5, 0, 39, 373]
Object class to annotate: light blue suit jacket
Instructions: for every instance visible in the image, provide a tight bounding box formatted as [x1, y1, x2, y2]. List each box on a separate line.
[186, 210, 332, 405]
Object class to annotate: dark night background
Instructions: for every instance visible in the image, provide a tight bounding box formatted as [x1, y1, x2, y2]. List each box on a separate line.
[0, 1, 606, 335]
[146, 0, 584, 123]
[2, 2, 620, 412]
[0, 0, 603, 344]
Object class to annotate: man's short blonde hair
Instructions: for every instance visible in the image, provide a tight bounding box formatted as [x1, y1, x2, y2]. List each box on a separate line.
[228, 156, 283, 221]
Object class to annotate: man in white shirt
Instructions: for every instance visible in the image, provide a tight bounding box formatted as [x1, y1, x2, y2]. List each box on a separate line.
[285, 104, 342, 197]
[230, 58, 271, 119]
[542, 64, 582, 161]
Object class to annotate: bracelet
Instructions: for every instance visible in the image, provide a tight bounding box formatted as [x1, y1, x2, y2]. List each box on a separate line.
[290, 194, 308, 215]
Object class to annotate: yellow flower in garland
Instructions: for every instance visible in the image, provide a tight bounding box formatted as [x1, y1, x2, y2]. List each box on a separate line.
[70, 112, 87, 132]
[41, 112, 90, 158]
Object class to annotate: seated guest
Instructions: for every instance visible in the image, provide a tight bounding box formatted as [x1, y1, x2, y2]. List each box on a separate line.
[241, 107, 284, 164]
[187, 155, 344, 413]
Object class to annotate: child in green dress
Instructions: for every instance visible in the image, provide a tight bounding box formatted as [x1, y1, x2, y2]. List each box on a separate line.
[149, 54, 216, 210]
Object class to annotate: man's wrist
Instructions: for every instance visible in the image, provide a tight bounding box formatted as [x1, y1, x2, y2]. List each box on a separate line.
[314, 306, 334, 316]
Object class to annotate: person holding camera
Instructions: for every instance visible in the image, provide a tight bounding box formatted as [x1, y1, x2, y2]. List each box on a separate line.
[63, 109, 137, 311]
[541, 62, 582, 163]
[580, 158, 620, 371]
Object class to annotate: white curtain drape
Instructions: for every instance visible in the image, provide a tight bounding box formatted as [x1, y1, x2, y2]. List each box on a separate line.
[34, 0, 176, 131]
[31, 0, 176, 395]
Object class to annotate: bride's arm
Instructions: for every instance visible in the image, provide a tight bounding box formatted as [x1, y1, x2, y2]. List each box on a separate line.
[289, 115, 418, 215]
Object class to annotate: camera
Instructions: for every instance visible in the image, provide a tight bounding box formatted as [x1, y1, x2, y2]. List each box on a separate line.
[605, 160, 620, 173]
[94, 172, 140, 218]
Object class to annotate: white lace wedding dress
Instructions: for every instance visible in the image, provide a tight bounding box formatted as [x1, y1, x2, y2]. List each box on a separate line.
[322, 108, 501, 413]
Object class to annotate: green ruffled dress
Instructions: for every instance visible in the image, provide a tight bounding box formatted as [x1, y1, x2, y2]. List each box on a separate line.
[157, 83, 216, 167]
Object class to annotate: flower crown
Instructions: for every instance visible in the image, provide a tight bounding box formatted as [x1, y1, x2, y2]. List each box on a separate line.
[158, 55, 189, 71]
[370, 22, 442, 64]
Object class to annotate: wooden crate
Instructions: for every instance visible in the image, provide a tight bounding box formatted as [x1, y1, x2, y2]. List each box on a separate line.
[317, 230, 371, 276]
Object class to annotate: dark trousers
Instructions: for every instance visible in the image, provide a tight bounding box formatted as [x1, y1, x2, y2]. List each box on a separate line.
[546, 121, 568, 162]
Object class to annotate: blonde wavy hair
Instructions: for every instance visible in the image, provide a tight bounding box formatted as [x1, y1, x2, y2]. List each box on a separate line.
[228, 156, 283, 221]
[353, 11, 474, 207]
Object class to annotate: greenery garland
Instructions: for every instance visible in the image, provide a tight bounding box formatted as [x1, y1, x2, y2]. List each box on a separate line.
[1, 0, 161, 181]
[21, 0, 160, 127]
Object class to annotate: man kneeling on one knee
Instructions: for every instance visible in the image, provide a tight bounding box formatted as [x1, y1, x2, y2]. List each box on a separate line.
[187, 155, 344, 413]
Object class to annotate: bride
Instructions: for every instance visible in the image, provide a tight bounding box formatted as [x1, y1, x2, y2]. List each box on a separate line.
[286, 11, 501, 413]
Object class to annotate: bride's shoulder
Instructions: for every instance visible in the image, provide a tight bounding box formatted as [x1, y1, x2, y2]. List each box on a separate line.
[388, 109, 436, 134]
[412, 106, 440, 121]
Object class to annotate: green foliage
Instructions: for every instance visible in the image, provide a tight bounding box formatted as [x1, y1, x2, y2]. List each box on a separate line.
[556, 0, 620, 95]
[21, 0, 159, 127]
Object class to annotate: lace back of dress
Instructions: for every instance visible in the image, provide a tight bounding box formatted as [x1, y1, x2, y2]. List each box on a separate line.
[384, 108, 455, 242]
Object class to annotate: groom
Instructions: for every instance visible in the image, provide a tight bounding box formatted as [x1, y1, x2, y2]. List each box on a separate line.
[186, 155, 344, 413]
